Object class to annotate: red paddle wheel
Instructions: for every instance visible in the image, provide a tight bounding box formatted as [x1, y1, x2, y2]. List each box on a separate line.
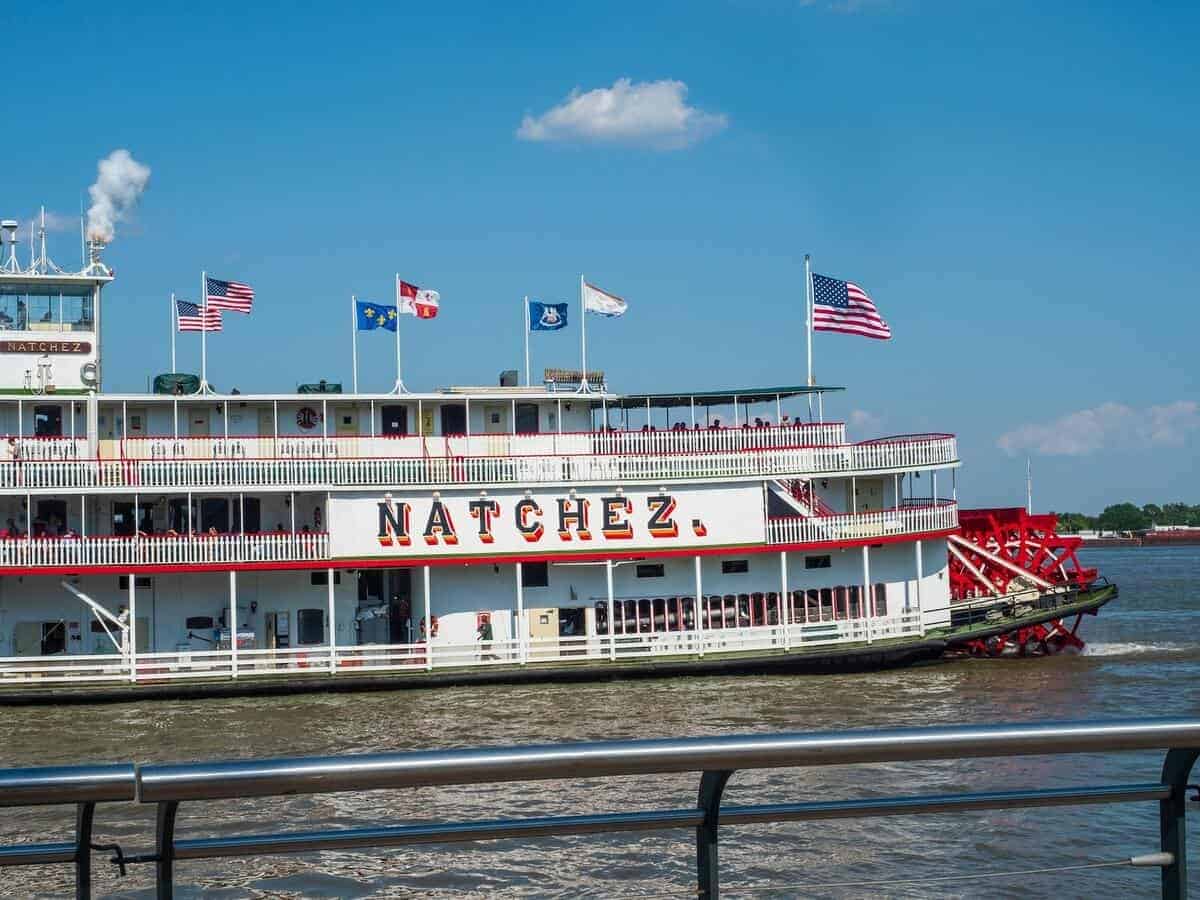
[948, 508, 1099, 657]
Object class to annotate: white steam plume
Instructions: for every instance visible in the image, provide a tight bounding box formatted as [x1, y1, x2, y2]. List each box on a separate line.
[86, 150, 151, 243]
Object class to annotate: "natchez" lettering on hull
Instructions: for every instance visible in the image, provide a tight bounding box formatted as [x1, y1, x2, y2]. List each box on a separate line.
[326, 485, 767, 559]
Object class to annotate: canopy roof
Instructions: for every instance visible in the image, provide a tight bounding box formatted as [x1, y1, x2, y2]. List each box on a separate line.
[606, 385, 844, 410]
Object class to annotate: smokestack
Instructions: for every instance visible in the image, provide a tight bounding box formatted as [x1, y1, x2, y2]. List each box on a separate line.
[86, 149, 151, 245]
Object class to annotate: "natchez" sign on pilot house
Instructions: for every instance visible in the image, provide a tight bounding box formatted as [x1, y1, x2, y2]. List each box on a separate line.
[327, 484, 767, 559]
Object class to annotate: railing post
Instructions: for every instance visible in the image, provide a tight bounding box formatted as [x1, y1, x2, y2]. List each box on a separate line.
[696, 769, 733, 900]
[74, 801, 95, 900]
[1160, 748, 1199, 899]
[155, 800, 179, 900]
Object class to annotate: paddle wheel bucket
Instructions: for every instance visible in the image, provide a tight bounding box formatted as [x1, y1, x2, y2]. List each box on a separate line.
[949, 508, 1097, 600]
[947, 508, 1106, 658]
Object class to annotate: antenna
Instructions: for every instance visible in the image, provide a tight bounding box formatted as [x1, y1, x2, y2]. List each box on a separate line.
[0, 219, 19, 273]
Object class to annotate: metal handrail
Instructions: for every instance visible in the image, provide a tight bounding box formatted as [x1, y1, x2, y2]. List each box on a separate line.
[2, 721, 1197, 899]
[134, 718, 1200, 899]
[138, 718, 1200, 800]
[0, 763, 136, 900]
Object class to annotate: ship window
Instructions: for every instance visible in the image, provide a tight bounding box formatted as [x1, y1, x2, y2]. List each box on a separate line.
[117, 576, 153, 589]
[805, 555, 832, 569]
[721, 560, 749, 574]
[636, 563, 665, 578]
[33, 405, 63, 437]
[521, 561, 549, 588]
[310, 571, 342, 586]
[297, 609, 325, 645]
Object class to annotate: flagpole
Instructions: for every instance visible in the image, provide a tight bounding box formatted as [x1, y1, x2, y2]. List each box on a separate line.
[170, 292, 176, 373]
[804, 254, 814, 421]
[393, 274, 405, 393]
[200, 271, 208, 393]
[579, 275, 588, 392]
[351, 294, 359, 394]
[523, 296, 531, 386]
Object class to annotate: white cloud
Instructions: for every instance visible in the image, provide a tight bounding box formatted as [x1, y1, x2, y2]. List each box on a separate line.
[23, 210, 76, 235]
[517, 78, 728, 150]
[849, 409, 884, 433]
[997, 401, 1200, 456]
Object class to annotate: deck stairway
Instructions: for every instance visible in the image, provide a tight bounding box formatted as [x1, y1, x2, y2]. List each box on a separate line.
[771, 478, 838, 517]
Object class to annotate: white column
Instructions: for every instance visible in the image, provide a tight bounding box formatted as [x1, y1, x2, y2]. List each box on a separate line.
[862, 545, 872, 644]
[327, 567, 336, 674]
[779, 551, 790, 650]
[229, 570, 239, 678]
[694, 555, 704, 657]
[914, 539, 923, 621]
[605, 559, 615, 661]
[515, 562, 526, 664]
[128, 573, 137, 683]
[423, 565, 432, 670]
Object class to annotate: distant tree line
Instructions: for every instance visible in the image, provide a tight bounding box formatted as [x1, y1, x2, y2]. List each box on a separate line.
[1053, 503, 1200, 533]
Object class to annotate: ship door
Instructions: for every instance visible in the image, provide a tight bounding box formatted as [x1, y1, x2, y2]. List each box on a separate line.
[36, 499, 67, 535]
[127, 406, 148, 437]
[529, 607, 559, 655]
[189, 408, 210, 437]
[264, 612, 290, 649]
[483, 405, 508, 434]
[440, 404, 466, 436]
[388, 569, 413, 644]
[334, 406, 357, 436]
[381, 405, 408, 436]
[854, 477, 885, 512]
[258, 408, 274, 448]
[515, 403, 540, 434]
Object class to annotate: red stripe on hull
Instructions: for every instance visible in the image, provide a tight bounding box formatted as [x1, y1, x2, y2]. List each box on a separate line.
[0, 528, 955, 577]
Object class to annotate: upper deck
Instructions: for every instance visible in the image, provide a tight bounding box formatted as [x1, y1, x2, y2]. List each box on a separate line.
[0, 386, 958, 493]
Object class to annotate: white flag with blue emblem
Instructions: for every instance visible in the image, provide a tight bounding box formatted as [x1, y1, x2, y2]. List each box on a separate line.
[582, 282, 628, 317]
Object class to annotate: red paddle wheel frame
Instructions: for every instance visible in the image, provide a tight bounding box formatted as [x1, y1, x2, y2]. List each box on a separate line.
[949, 508, 1099, 657]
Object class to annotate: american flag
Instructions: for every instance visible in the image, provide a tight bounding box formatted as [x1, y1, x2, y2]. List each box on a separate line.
[205, 276, 254, 313]
[175, 299, 222, 332]
[811, 273, 891, 340]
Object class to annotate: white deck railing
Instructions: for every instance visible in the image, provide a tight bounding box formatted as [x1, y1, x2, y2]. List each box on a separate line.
[0, 532, 329, 568]
[113, 423, 849, 462]
[767, 501, 959, 545]
[0, 435, 958, 491]
[0, 612, 924, 687]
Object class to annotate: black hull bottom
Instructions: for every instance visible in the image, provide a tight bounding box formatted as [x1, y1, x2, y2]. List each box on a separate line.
[0, 586, 1116, 707]
[0, 641, 946, 707]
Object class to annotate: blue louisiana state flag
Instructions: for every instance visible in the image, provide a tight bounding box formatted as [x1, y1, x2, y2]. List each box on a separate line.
[357, 300, 397, 332]
[529, 301, 568, 331]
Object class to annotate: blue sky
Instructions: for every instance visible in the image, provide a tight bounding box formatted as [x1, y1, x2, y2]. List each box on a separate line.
[6, 1, 1198, 512]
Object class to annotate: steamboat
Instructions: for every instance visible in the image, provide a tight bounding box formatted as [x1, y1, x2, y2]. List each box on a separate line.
[0, 214, 1115, 703]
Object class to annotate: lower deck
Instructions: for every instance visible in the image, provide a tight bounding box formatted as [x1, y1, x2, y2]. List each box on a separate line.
[0, 541, 949, 693]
